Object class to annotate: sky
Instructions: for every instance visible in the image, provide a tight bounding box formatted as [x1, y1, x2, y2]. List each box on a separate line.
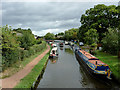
[1, 0, 119, 36]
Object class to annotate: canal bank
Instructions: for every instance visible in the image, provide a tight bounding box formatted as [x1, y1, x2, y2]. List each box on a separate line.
[14, 45, 50, 88]
[36, 44, 120, 88]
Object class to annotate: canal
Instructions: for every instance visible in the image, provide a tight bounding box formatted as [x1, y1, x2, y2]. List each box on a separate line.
[37, 43, 119, 88]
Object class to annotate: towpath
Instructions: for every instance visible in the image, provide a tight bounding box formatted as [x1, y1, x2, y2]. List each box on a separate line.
[1, 45, 50, 88]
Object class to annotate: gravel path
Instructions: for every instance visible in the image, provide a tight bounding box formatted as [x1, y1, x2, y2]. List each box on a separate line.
[1, 45, 50, 88]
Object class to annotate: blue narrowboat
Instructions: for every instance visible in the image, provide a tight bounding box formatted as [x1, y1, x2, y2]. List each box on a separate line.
[75, 48, 112, 80]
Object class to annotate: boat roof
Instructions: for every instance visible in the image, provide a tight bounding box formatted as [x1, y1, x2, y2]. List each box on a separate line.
[79, 50, 98, 60]
[52, 44, 57, 46]
[52, 47, 58, 51]
[88, 60, 108, 66]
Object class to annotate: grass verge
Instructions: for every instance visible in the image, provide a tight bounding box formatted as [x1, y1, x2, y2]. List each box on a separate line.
[1, 44, 47, 79]
[95, 51, 120, 80]
[14, 52, 49, 88]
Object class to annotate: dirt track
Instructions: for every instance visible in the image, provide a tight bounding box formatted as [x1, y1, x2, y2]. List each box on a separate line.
[1, 45, 50, 88]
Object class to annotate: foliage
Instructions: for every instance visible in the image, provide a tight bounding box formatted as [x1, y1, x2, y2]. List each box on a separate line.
[84, 28, 98, 45]
[102, 28, 118, 55]
[44, 32, 55, 40]
[14, 28, 36, 50]
[1, 25, 46, 71]
[64, 28, 79, 41]
[57, 32, 64, 36]
[78, 4, 119, 42]
[2, 25, 20, 70]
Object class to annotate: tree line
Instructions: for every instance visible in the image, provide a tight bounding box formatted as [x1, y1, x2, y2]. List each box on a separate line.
[1, 25, 46, 71]
[44, 4, 120, 58]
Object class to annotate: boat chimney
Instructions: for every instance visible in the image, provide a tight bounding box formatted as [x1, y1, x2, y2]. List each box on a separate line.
[96, 61, 97, 65]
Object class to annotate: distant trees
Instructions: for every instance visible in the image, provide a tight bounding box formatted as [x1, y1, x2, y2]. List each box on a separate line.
[44, 32, 55, 40]
[64, 28, 79, 41]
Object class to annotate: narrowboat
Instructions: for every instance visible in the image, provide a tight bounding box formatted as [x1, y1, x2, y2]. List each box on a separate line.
[51, 43, 57, 48]
[49, 47, 58, 58]
[65, 41, 69, 45]
[59, 42, 64, 47]
[75, 48, 112, 80]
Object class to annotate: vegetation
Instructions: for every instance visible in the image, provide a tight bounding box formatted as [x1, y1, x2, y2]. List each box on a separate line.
[44, 32, 55, 40]
[84, 28, 98, 45]
[14, 52, 49, 88]
[1, 25, 46, 71]
[102, 28, 118, 55]
[64, 28, 79, 41]
[95, 51, 120, 80]
[1, 42, 47, 79]
[77, 4, 120, 58]
[79, 4, 119, 43]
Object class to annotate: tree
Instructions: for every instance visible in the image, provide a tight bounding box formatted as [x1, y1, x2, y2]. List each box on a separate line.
[79, 4, 118, 42]
[15, 28, 36, 50]
[117, 5, 120, 58]
[44, 32, 55, 40]
[2, 25, 20, 68]
[84, 28, 98, 45]
[64, 28, 79, 41]
[102, 28, 118, 55]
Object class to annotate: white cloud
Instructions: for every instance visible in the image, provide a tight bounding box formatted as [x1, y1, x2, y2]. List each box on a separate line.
[32, 28, 66, 36]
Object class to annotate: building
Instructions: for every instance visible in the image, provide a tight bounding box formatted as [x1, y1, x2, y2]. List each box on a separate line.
[119, 1, 120, 6]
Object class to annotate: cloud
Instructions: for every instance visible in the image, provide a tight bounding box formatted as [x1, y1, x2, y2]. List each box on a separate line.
[2, 2, 118, 36]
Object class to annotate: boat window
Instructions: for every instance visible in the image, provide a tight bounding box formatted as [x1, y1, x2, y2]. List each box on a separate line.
[52, 50, 55, 54]
[89, 59, 99, 60]
[95, 66, 109, 71]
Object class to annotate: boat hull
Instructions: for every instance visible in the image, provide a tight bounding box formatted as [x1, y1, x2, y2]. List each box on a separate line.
[75, 50, 111, 80]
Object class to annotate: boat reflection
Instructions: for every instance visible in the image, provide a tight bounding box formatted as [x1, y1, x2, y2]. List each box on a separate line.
[65, 48, 73, 54]
[60, 47, 63, 50]
[49, 58, 58, 64]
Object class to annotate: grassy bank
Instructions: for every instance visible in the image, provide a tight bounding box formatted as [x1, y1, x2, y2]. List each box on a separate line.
[1, 42, 47, 79]
[14, 51, 50, 88]
[95, 51, 120, 80]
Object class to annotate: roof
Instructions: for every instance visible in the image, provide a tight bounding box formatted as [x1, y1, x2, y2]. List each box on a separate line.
[52, 47, 58, 51]
[88, 60, 107, 66]
[79, 50, 97, 59]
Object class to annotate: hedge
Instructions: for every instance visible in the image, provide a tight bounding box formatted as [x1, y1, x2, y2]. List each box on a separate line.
[2, 41, 46, 71]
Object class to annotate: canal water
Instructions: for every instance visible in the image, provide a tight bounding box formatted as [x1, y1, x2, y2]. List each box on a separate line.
[37, 43, 119, 88]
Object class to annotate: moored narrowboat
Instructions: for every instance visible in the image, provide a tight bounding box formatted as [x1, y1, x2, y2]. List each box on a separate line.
[49, 47, 58, 58]
[75, 48, 112, 80]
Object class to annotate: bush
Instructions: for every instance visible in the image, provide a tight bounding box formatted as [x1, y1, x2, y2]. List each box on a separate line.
[102, 28, 118, 55]
[2, 41, 47, 71]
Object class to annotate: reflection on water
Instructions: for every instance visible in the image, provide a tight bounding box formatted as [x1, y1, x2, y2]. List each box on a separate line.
[65, 48, 73, 54]
[60, 47, 63, 50]
[49, 58, 58, 64]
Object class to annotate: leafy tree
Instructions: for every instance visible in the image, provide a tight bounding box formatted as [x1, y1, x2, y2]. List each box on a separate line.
[2, 25, 20, 68]
[17, 29, 36, 50]
[64, 28, 79, 40]
[117, 5, 120, 58]
[44, 32, 55, 40]
[102, 28, 118, 55]
[58, 32, 64, 36]
[84, 28, 98, 45]
[79, 4, 119, 42]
